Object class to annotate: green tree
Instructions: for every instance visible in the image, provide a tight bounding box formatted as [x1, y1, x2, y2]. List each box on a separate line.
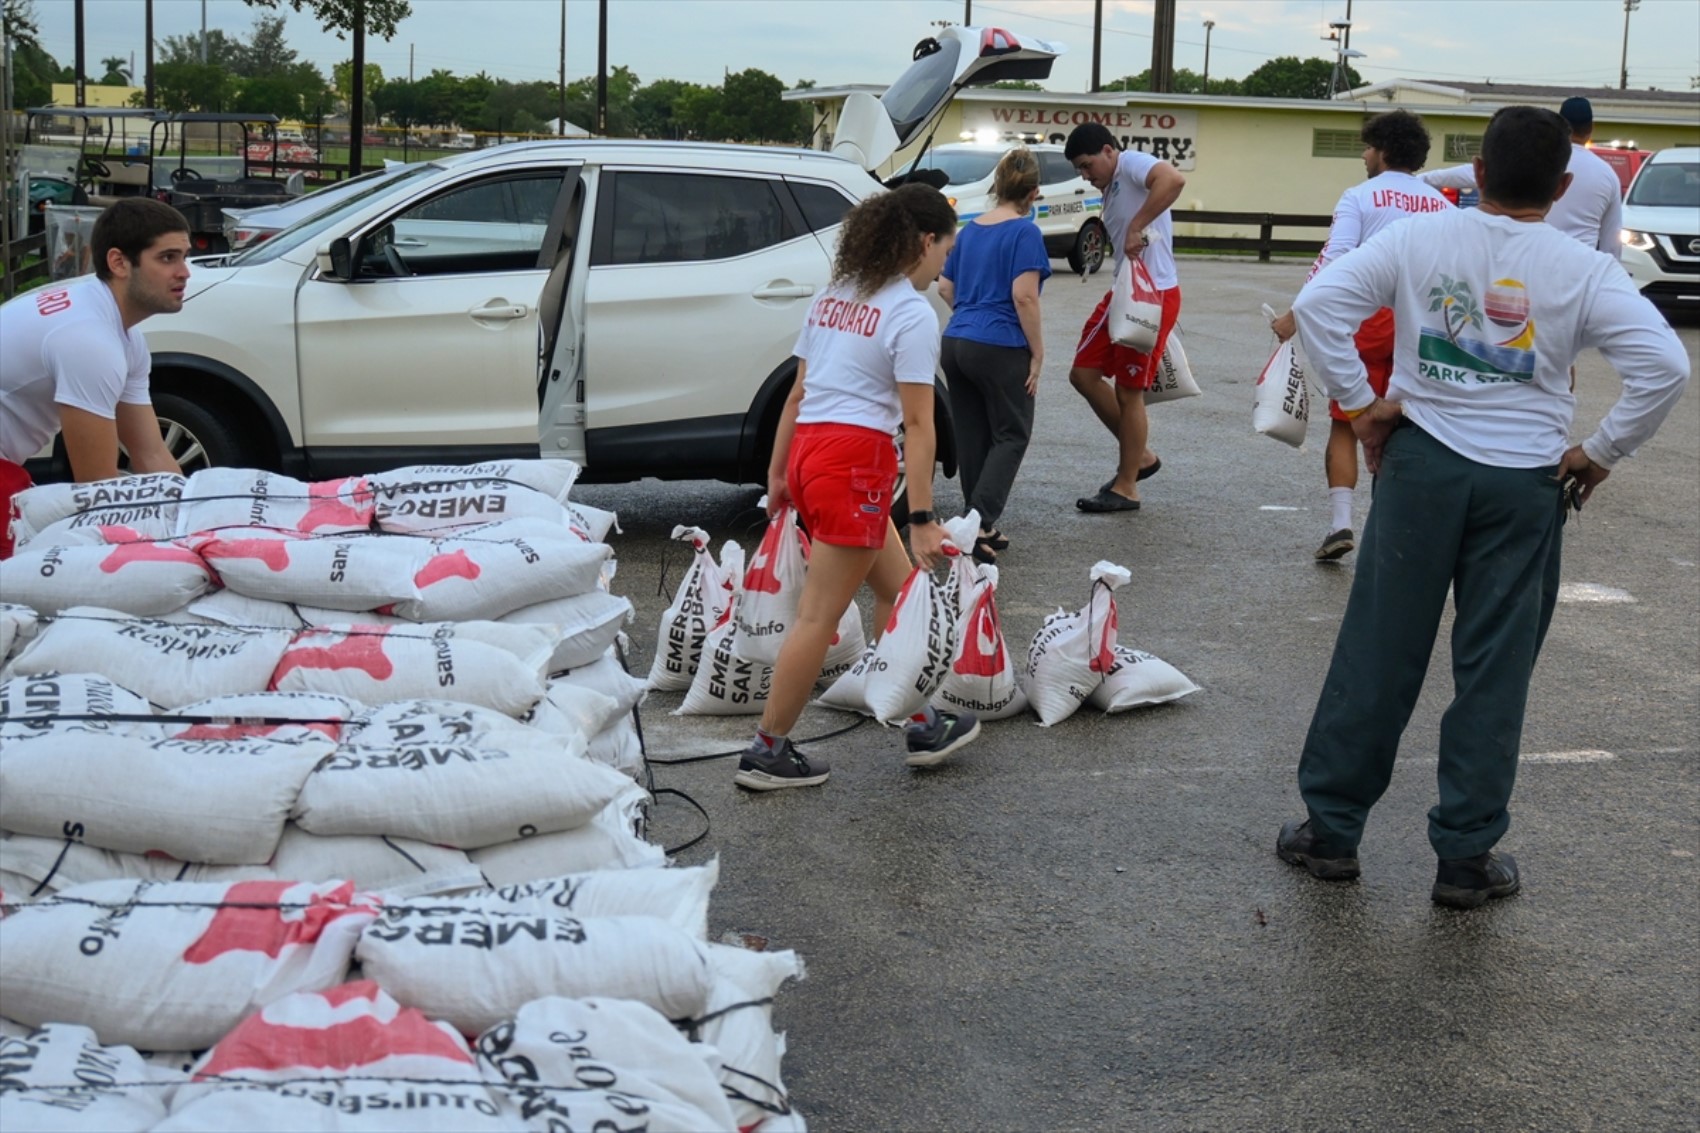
[98, 55, 131, 85]
[1104, 67, 1240, 95]
[3, 0, 57, 107]
[632, 77, 709, 140]
[237, 13, 299, 77]
[1239, 56, 1360, 100]
[160, 29, 245, 70]
[333, 59, 385, 106]
[153, 60, 235, 111]
[717, 68, 807, 143]
[989, 79, 1045, 91]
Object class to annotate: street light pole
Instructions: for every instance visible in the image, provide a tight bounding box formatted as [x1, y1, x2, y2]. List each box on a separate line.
[1202, 19, 1215, 91]
[1619, 0, 1640, 90]
[558, 0, 566, 137]
[1091, 0, 1102, 93]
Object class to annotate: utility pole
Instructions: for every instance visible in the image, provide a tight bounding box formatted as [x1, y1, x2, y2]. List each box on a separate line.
[145, 0, 155, 108]
[1619, 0, 1640, 90]
[1091, 0, 1102, 93]
[596, 0, 608, 136]
[1202, 20, 1215, 90]
[74, 0, 85, 106]
[349, 0, 366, 175]
[558, 0, 566, 137]
[1149, 0, 1176, 93]
[964, 1, 971, 25]
[200, 0, 207, 63]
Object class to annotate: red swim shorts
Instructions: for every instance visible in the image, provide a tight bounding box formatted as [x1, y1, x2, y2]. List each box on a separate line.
[1330, 307, 1395, 422]
[1074, 282, 1183, 390]
[786, 423, 898, 549]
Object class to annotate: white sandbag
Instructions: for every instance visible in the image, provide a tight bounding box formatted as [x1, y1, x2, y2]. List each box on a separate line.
[346, 697, 533, 747]
[1086, 645, 1201, 712]
[7, 609, 293, 708]
[0, 1023, 177, 1132]
[474, 859, 717, 939]
[501, 589, 632, 673]
[832, 567, 956, 725]
[647, 526, 731, 691]
[19, 512, 180, 549]
[554, 647, 648, 715]
[271, 622, 549, 717]
[160, 981, 508, 1133]
[0, 878, 378, 1050]
[1, 603, 39, 661]
[476, 996, 738, 1132]
[2, 869, 43, 906]
[470, 790, 663, 883]
[369, 473, 573, 535]
[271, 826, 485, 899]
[731, 503, 808, 667]
[586, 714, 645, 776]
[0, 733, 329, 864]
[694, 943, 806, 1133]
[175, 470, 375, 537]
[0, 831, 266, 894]
[391, 530, 612, 622]
[934, 562, 1028, 721]
[1108, 257, 1162, 352]
[163, 690, 361, 743]
[373, 458, 583, 504]
[1023, 561, 1131, 726]
[191, 529, 421, 611]
[357, 908, 713, 1037]
[677, 601, 771, 717]
[565, 498, 620, 543]
[1253, 338, 1310, 448]
[0, 540, 213, 618]
[183, 588, 310, 629]
[294, 732, 630, 850]
[0, 672, 157, 743]
[8, 474, 184, 548]
[819, 600, 868, 685]
[1145, 326, 1202, 405]
[524, 680, 623, 739]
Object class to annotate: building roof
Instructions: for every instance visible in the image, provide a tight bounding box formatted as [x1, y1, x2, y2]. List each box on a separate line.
[1339, 78, 1699, 111]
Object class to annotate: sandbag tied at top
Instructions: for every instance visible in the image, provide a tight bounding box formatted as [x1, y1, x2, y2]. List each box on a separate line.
[175, 469, 376, 538]
[8, 472, 184, 549]
[1024, 560, 1133, 726]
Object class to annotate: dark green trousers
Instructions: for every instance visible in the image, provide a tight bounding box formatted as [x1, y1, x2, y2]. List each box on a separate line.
[1298, 422, 1565, 860]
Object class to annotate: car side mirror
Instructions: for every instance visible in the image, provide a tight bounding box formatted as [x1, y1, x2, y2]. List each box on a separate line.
[316, 236, 354, 280]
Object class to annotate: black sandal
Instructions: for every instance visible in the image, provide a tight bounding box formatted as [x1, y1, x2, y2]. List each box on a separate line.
[982, 528, 1010, 551]
[971, 536, 999, 565]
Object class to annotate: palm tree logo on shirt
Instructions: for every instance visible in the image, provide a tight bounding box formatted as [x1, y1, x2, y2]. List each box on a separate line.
[1417, 275, 1536, 384]
[1428, 275, 1484, 346]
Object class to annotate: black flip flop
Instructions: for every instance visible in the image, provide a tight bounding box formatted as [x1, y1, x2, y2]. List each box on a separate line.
[971, 537, 999, 565]
[982, 528, 1010, 551]
[1098, 458, 1162, 496]
[1077, 488, 1141, 513]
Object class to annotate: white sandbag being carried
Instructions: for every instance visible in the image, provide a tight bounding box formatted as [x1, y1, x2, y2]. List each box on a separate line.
[0, 540, 213, 617]
[820, 600, 868, 685]
[0, 878, 378, 1050]
[934, 562, 1028, 721]
[271, 621, 549, 717]
[0, 732, 329, 863]
[1145, 326, 1202, 405]
[731, 503, 808, 667]
[647, 526, 733, 692]
[470, 789, 663, 883]
[820, 563, 957, 725]
[175, 469, 375, 536]
[191, 529, 421, 611]
[692, 943, 807, 1133]
[294, 731, 631, 849]
[677, 597, 771, 717]
[358, 907, 713, 1037]
[1024, 561, 1131, 726]
[8, 473, 184, 548]
[501, 589, 633, 673]
[0, 672, 158, 743]
[1086, 645, 1201, 712]
[0, 1023, 178, 1132]
[164, 690, 361, 743]
[391, 526, 612, 622]
[1253, 329, 1310, 448]
[161, 980, 510, 1133]
[474, 860, 717, 939]
[6, 608, 294, 708]
[476, 996, 738, 1133]
[1108, 257, 1162, 352]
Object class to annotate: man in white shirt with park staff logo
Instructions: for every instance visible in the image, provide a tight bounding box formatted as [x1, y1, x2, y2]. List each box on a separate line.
[1271, 109, 1452, 562]
[1063, 123, 1186, 514]
[1275, 105, 1689, 910]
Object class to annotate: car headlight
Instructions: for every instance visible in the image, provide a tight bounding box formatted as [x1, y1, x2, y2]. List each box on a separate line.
[1621, 229, 1656, 252]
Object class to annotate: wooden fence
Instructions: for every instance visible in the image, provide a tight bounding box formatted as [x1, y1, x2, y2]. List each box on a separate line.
[1173, 210, 1331, 260]
[1, 231, 48, 300]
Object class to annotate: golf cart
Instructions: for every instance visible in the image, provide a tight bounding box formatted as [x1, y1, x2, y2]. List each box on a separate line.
[17, 107, 160, 233]
[150, 112, 301, 254]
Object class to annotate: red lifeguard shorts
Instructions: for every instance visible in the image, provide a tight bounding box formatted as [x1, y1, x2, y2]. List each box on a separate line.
[1330, 307, 1395, 422]
[1074, 283, 1183, 390]
[786, 423, 898, 549]
[0, 459, 32, 560]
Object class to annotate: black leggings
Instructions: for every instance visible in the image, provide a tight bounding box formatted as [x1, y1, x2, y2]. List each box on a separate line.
[941, 335, 1035, 531]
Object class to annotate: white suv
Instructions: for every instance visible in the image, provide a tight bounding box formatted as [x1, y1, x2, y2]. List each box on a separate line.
[900, 142, 1106, 274]
[1620, 146, 1700, 311]
[72, 24, 1064, 509]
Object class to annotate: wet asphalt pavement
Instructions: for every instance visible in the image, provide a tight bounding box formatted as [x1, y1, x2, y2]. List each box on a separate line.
[571, 258, 1699, 1132]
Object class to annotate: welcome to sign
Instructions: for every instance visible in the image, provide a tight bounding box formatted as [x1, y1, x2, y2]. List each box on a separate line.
[962, 105, 1199, 170]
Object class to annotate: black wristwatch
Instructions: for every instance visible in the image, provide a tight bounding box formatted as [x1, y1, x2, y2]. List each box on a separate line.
[907, 509, 937, 526]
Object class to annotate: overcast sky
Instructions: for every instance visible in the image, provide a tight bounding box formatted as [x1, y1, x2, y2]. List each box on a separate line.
[27, 0, 1700, 95]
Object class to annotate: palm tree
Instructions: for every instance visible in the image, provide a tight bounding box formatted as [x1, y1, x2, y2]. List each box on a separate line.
[99, 55, 132, 84]
[1427, 275, 1484, 347]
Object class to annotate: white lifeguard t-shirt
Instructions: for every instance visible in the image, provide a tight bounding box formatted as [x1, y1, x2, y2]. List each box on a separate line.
[1099, 149, 1178, 289]
[1318, 170, 1452, 266]
[792, 276, 941, 435]
[0, 278, 151, 464]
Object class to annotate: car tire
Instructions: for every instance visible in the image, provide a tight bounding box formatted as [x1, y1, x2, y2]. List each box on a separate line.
[142, 392, 249, 474]
[1068, 219, 1107, 276]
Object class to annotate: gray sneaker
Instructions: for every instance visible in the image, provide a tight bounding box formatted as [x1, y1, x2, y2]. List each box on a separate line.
[733, 737, 830, 791]
[1315, 528, 1355, 561]
[904, 711, 981, 767]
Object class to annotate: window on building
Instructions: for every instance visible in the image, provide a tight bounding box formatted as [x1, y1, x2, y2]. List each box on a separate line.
[1445, 133, 1485, 162]
[1312, 129, 1363, 158]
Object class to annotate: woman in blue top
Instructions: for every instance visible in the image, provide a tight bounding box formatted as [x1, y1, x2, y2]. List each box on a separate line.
[937, 147, 1051, 564]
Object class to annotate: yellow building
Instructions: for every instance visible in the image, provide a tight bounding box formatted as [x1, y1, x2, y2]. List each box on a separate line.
[48, 83, 145, 110]
[786, 80, 1700, 244]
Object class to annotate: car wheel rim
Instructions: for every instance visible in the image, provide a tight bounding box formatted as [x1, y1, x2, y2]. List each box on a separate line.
[119, 417, 210, 474]
[1084, 226, 1105, 270]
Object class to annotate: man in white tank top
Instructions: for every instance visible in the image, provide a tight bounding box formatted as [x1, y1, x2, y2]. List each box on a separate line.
[1271, 110, 1450, 562]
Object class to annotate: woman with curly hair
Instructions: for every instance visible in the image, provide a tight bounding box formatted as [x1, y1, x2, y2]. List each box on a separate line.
[733, 183, 982, 791]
